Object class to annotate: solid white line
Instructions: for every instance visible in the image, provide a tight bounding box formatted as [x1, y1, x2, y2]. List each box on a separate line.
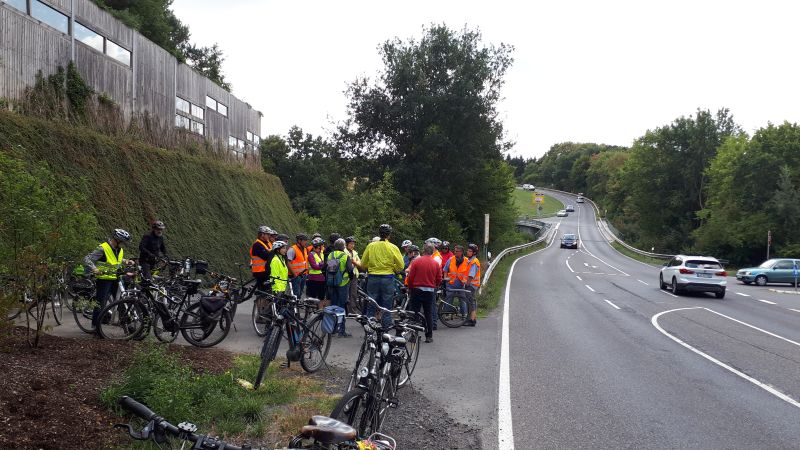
[576, 276, 582, 281]
[702, 308, 800, 348]
[789, 309, 800, 314]
[735, 292, 751, 297]
[651, 307, 800, 409]
[565, 259, 574, 273]
[604, 299, 621, 310]
[638, 279, 649, 286]
[586, 285, 596, 292]
[757, 299, 777, 305]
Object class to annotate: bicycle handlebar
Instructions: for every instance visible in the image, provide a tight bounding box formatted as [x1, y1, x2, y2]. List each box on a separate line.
[120, 396, 157, 421]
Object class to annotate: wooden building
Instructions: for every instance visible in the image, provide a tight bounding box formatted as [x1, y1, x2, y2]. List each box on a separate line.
[0, 0, 261, 160]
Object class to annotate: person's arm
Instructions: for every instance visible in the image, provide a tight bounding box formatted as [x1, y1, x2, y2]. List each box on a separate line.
[138, 236, 154, 259]
[391, 245, 405, 273]
[467, 262, 478, 285]
[434, 260, 443, 287]
[406, 259, 417, 287]
[287, 247, 296, 261]
[253, 243, 270, 261]
[83, 247, 104, 273]
[159, 238, 167, 258]
[360, 245, 371, 270]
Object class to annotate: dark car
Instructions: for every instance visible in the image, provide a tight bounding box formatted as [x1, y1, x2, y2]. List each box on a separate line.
[560, 233, 578, 249]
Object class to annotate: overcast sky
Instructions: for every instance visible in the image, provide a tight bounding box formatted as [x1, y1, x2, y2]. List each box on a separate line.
[172, 0, 800, 159]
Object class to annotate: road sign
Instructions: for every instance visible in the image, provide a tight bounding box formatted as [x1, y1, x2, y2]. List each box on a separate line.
[534, 193, 544, 204]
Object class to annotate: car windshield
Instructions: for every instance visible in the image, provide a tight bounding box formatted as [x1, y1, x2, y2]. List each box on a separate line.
[685, 260, 721, 269]
[563, 234, 575, 239]
[758, 260, 778, 268]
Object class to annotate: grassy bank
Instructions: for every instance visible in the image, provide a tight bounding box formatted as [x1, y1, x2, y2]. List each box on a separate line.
[477, 240, 547, 316]
[0, 111, 300, 273]
[610, 241, 666, 267]
[513, 188, 563, 218]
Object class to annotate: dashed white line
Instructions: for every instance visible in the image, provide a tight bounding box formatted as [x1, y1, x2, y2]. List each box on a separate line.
[757, 299, 777, 305]
[586, 285, 596, 293]
[604, 299, 621, 310]
[576, 276, 583, 281]
[638, 279, 649, 286]
[735, 292, 751, 297]
[660, 290, 678, 298]
[565, 259, 574, 273]
[789, 309, 800, 314]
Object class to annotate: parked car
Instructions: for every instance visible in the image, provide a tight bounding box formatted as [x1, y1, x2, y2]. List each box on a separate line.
[566, 204, 575, 212]
[556, 210, 568, 217]
[560, 233, 578, 249]
[576, 196, 585, 203]
[522, 184, 536, 191]
[659, 255, 727, 298]
[736, 259, 800, 286]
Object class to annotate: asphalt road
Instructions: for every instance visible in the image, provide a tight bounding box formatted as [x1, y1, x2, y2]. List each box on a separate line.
[502, 189, 800, 449]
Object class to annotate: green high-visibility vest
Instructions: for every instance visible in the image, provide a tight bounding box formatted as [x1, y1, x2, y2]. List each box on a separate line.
[96, 242, 124, 280]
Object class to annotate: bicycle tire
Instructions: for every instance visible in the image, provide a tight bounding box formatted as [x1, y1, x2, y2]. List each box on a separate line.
[71, 294, 98, 334]
[153, 311, 179, 343]
[97, 298, 147, 340]
[299, 314, 332, 373]
[347, 340, 369, 392]
[51, 290, 64, 325]
[330, 387, 369, 434]
[179, 303, 233, 348]
[398, 329, 421, 388]
[251, 297, 271, 337]
[253, 326, 282, 389]
[438, 296, 469, 328]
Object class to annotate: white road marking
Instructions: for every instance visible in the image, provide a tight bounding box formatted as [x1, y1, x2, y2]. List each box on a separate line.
[566, 259, 574, 273]
[735, 292, 751, 297]
[584, 262, 589, 267]
[586, 285, 596, 292]
[660, 290, 678, 298]
[604, 299, 621, 310]
[757, 299, 777, 305]
[638, 279, 649, 286]
[652, 307, 800, 409]
[789, 309, 800, 314]
[576, 276, 582, 281]
[702, 308, 800, 348]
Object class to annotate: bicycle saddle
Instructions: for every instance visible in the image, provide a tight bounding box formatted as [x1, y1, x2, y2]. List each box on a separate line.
[301, 416, 357, 444]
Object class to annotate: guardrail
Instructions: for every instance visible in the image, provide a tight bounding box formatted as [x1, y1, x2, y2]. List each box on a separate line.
[538, 187, 674, 261]
[479, 223, 555, 294]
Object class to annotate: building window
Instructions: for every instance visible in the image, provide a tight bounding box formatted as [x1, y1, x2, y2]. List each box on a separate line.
[105, 39, 131, 66]
[217, 102, 227, 117]
[253, 135, 260, 146]
[175, 97, 190, 115]
[206, 95, 217, 110]
[74, 22, 104, 53]
[191, 120, 204, 135]
[237, 139, 245, 149]
[191, 103, 204, 120]
[206, 95, 228, 117]
[246, 131, 253, 142]
[3, 0, 27, 13]
[175, 114, 190, 129]
[228, 136, 237, 148]
[31, 0, 68, 34]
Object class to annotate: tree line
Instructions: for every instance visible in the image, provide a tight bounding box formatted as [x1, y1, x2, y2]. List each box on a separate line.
[520, 109, 800, 266]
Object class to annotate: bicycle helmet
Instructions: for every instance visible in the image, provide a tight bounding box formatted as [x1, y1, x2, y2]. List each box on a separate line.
[311, 237, 325, 247]
[467, 243, 479, 253]
[329, 233, 341, 243]
[344, 236, 356, 244]
[442, 240, 450, 249]
[401, 239, 412, 248]
[112, 228, 131, 242]
[311, 233, 322, 239]
[267, 228, 278, 236]
[258, 225, 270, 234]
[276, 234, 289, 243]
[152, 220, 166, 230]
[425, 237, 442, 247]
[407, 244, 420, 253]
[296, 233, 308, 241]
[379, 223, 392, 237]
[272, 240, 288, 251]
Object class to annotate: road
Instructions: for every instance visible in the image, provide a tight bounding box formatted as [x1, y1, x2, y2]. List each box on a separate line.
[501, 189, 800, 449]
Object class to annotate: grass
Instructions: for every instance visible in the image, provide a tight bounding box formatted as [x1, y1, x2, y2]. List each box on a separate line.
[513, 188, 564, 218]
[101, 344, 339, 448]
[477, 240, 547, 316]
[610, 241, 667, 267]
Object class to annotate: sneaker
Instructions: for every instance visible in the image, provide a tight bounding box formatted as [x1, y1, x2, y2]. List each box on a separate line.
[466, 320, 476, 327]
[425, 337, 433, 343]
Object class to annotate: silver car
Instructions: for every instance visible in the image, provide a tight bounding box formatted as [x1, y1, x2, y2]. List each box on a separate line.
[659, 255, 727, 298]
[556, 210, 568, 217]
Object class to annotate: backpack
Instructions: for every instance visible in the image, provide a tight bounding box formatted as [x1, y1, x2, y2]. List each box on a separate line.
[326, 252, 345, 287]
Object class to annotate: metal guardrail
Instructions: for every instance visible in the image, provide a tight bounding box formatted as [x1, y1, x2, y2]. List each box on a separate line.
[479, 223, 555, 294]
[538, 187, 674, 261]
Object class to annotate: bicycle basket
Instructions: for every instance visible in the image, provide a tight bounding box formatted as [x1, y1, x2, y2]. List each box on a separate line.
[322, 305, 346, 334]
[182, 279, 202, 296]
[194, 260, 209, 275]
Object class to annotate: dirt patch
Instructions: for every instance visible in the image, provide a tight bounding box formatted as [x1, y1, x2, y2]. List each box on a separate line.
[0, 329, 233, 450]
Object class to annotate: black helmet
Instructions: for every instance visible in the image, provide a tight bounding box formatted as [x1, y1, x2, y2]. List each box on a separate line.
[467, 243, 479, 253]
[329, 233, 341, 243]
[408, 244, 420, 253]
[379, 224, 392, 237]
[296, 233, 308, 241]
[276, 234, 289, 243]
[112, 228, 131, 242]
[345, 236, 356, 244]
[152, 220, 166, 230]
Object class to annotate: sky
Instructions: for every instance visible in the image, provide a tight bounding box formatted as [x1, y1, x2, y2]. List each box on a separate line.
[172, 0, 800, 159]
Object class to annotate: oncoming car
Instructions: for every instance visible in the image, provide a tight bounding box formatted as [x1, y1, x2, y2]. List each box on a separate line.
[556, 210, 568, 217]
[576, 196, 585, 203]
[736, 259, 800, 286]
[566, 205, 575, 212]
[659, 255, 727, 298]
[560, 234, 578, 249]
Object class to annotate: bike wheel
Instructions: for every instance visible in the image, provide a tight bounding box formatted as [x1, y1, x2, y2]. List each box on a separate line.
[251, 297, 271, 337]
[438, 296, 469, 328]
[153, 311, 179, 343]
[71, 294, 98, 334]
[97, 298, 147, 340]
[330, 387, 369, 435]
[299, 314, 332, 373]
[398, 329, 421, 388]
[254, 326, 282, 389]
[180, 303, 233, 348]
[347, 340, 369, 392]
[50, 289, 64, 325]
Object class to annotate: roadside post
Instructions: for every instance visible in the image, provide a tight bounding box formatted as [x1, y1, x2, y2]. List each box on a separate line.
[484, 213, 490, 263]
[767, 230, 772, 260]
[794, 260, 798, 292]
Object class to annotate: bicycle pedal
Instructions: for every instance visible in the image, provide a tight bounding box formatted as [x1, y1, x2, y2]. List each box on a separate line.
[388, 397, 400, 408]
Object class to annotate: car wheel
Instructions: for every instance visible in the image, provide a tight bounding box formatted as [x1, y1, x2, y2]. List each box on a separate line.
[755, 275, 767, 287]
[715, 289, 725, 299]
[671, 277, 681, 296]
[659, 274, 666, 289]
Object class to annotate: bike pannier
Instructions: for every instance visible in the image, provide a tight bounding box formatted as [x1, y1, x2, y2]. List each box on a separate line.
[322, 305, 346, 334]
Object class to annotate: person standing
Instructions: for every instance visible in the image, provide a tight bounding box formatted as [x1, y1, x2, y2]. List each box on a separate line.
[84, 228, 132, 334]
[401, 240, 413, 269]
[269, 240, 291, 295]
[345, 236, 364, 310]
[306, 237, 327, 301]
[361, 224, 404, 328]
[287, 234, 309, 298]
[425, 237, 444, 329]
[327, 238, 354, 337]
[250, 226, 273, 291]
[265, 228, 278, 250]
[138, 220, 167, 280]
[406, 243, 442, 343]
[439, 241, 454, 268]
[464, 243, 482, 326]
[443, 244, 470, 318]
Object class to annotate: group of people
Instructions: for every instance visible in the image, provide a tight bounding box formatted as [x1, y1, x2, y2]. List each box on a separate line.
[250, 223, 481, 343]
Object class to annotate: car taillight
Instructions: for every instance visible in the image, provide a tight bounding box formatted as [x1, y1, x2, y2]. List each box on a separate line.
[679, 268, 694, 274]
[715, 271, 727, 277]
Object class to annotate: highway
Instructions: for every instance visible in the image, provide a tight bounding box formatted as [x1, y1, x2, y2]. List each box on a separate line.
[501, 189, 800, 449]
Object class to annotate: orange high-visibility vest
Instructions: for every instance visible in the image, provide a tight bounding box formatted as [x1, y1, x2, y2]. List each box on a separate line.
[250, 239, 270, 273]
[468, 257, 481, 287]
[445, 256, 470, 285]
[289, 244, 309, 276]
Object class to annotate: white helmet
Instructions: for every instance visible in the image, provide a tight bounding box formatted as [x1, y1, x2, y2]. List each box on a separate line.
[401, 240, 412, 248]
[425, 237, 442, 248]
[272, 240, 288, 251]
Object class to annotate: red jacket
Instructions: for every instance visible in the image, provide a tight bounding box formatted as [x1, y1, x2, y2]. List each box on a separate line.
[406, 255, 443, 289]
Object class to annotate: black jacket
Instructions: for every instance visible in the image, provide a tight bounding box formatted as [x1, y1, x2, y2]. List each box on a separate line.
[139, 233, 167, 263]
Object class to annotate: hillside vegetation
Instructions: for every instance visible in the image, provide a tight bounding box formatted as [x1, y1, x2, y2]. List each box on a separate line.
[0, 111, 299, 273]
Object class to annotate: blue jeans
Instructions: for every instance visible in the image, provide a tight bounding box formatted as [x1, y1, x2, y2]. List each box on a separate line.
[290, 274, 306, 298]
[91, 278, 118, 329]
[329, 284, 350, 334]
[366, 275, 395, 329]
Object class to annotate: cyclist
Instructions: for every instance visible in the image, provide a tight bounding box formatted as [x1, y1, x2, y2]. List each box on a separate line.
[250, 226, 273, 291]
[439, 241, 454, 268]
[443, 244, 470, 318]
[306, 237, 327, 301]
[465, 243, 482, 327]
[265, 227, 279, 250]
[138, 220, 167, 280]
[406, 243, 442, 343]
[401, 239, 413, 269]
[361, 224, 404, 328]
[307, 232, 323, 254]
[425, 237, 444, 328]
[83, 228, 132, 334]
[287, 234, 309, 298]
[269, 240, 291, 295]
[327, 238, 354, 337]
[345, 236, 363, 308]
[324, 233, 341, 261]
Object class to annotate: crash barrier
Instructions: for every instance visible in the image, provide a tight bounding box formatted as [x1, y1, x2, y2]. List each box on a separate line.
[479, 223, 555, 295]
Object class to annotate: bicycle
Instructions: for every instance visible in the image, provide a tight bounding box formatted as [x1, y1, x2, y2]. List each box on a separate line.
[115, 396, 397, 449]
[436, 284, 473, 328]
[253, 290, 332, 389]
[330, 296, 424, 437]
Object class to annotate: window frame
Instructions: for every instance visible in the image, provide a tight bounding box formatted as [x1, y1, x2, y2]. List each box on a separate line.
[105, 39, 131, 66]
[30, 0, 69, 34]
[206, 95, 217, 110]
[190, 103, 204, 120]
[190, 120, 204, 136]
[217, 102, 227, 117]
[73, 21, 105, 53]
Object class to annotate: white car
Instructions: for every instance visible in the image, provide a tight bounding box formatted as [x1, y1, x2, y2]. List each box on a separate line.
[659, 255, 727, 298]
[556, 210, 568, 217]
[576, 196, 585, 203]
